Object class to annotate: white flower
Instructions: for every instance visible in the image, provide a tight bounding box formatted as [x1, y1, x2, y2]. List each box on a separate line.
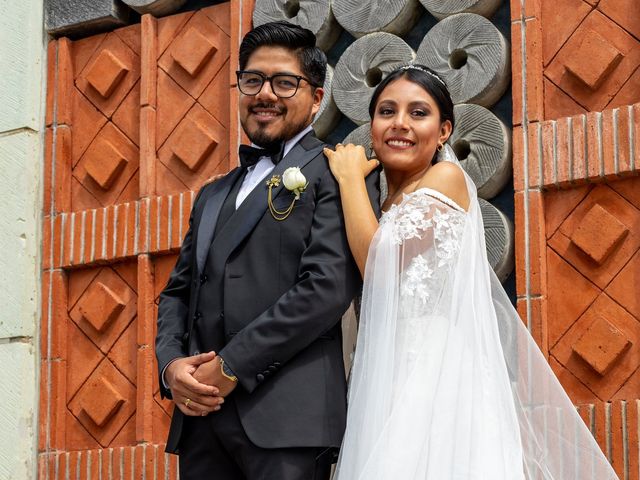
[282, 167, 307, 199]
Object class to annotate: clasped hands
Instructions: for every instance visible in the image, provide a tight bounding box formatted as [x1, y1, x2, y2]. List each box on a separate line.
[165, 351, 237, 417]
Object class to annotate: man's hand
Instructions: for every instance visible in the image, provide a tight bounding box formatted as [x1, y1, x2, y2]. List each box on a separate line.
[193, 356, 238, 398]
[165, 352, 225, 416]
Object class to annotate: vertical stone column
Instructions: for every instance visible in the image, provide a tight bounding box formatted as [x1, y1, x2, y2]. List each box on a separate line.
[0, 0, 46, 478]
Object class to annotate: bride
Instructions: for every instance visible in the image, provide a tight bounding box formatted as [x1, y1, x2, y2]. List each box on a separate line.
[324, 64, 618, 479]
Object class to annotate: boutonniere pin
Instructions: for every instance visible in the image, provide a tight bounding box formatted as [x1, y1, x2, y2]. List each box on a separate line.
[266, 167, 308, 221]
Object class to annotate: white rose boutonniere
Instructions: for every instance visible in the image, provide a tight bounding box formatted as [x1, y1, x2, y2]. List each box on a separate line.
[266, 167, 308, 221]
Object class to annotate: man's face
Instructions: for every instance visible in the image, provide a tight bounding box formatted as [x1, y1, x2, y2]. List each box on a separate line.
[239, 46, 323, 148]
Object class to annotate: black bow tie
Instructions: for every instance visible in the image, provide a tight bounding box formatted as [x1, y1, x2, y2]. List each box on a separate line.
[239, 143, 285, 170]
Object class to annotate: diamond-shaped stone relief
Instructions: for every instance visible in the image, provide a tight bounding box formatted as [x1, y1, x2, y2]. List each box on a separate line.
[83, 137, 129, 190]
[73, 122, 139, 208]
[545, 10, 640, 111]
[76, 33, 141, 118]
[77, 281, 125, 332]
[69, 267, 136, 355]
[171, 26, 218, 77]
[549, 184, 640, 289]
[569, 203, 629, 265]
[66, 319, 102, 403]
[158, 103, 228, 190]
[606, 249, 640, 320]
[72, 89, 108, 167]
[572, 315, 631, 375]
[108, 321, 137, 384]
[156, 69, 195, 149]
[69, 358, 135, 447]
[112, 80, 141, 146]
[551, 293, 640, 400]
[563, 29, 623, 90]
[198, 57, 230, 126]
[170, 115, 219, 171]
[85, 49, 130, 98]
[158, 10, 230, 98]
[78, 376, 125, 427]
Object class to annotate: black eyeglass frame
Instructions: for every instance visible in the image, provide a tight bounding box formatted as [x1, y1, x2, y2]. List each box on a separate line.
[235, 70, 316, 98]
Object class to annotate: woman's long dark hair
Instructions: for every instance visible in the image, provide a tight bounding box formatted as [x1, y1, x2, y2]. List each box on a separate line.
[368, 65, 455, 132]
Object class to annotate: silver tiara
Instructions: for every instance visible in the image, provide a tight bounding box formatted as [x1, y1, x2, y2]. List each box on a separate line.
[397, 64, 446, 86]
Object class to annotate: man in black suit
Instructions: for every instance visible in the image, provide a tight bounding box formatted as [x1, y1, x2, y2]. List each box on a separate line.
[155, 21, 379, 480]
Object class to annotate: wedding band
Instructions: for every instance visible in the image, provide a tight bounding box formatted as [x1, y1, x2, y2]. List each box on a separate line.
[184, 398, 192, 408]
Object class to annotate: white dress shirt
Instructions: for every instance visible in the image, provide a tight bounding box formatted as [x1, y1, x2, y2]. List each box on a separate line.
[235, 124, 314, 208]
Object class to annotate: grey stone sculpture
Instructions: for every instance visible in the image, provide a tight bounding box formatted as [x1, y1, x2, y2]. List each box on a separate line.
[123, 0, 188, 16]
[420, 0, 503, 20]
[480, 199, 514, 282]
[313, 66, 341, 140]
[45, 0, 130, 37]
[450, 103, 511, 199]
[252, 0, 341, 51]
[333, 33, 415, 125]
[333, 0, 422, 37]
[416, 13, 510, 108]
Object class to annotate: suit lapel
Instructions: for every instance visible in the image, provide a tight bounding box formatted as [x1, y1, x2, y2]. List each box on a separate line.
[195, 168, 242, 273]
[209, 133, 326, 274]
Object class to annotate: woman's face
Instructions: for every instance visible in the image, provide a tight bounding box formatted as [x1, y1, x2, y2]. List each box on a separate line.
[371, 77, 452, 173]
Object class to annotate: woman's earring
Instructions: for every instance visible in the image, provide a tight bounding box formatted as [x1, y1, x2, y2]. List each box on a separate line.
[436, 143, 444, 152]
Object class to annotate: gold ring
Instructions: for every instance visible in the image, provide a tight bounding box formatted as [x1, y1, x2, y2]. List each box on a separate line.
[184, 398, 192, 408]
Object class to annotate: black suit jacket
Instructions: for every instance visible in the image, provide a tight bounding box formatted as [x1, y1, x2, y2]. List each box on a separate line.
[156, 132, 380, 452]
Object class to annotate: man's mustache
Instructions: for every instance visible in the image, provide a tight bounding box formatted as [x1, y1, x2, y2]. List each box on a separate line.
[249, 103, 285, 114]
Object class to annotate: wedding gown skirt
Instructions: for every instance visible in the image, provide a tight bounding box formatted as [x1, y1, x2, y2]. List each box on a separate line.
[333, 149, 619, 480]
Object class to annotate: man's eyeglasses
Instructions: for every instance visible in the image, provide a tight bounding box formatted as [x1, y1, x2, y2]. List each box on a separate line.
[236, 71, 315, 98]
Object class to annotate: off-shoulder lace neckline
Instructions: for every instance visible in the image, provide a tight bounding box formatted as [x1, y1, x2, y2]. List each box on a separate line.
[383, 187, 467, 214]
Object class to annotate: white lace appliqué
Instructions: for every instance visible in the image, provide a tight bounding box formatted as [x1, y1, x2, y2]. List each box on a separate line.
[381, 189, 466, 308]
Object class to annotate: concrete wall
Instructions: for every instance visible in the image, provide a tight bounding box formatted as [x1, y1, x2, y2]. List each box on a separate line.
[0, 0, 46, 477]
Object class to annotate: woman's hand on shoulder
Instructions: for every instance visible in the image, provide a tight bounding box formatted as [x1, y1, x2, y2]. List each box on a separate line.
[323, 143, 379, 185]
[418, 161, 470, 211]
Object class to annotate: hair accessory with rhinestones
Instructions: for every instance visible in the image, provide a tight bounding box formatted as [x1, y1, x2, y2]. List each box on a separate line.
[396, 64, 446, 87]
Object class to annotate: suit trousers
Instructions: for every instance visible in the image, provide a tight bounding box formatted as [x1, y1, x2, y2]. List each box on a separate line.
[177, 396, 333, 480]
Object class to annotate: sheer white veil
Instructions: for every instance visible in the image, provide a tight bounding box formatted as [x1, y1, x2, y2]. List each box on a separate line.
[334, 145, 618, 480]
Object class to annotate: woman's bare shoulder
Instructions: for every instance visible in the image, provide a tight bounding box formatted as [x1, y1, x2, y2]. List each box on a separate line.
[416, 161, 470, 211]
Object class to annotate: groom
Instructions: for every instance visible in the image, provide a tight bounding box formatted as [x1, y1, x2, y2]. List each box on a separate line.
[155, 21, 379, 480]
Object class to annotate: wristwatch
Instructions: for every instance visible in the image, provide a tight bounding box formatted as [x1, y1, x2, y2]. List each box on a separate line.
[219, 357, 238, 383]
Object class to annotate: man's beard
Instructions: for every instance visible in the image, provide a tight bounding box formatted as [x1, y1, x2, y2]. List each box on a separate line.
[242, 103, 311, 149]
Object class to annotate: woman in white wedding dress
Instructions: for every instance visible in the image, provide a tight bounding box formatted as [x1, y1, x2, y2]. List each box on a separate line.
[324, 65, 618, 480]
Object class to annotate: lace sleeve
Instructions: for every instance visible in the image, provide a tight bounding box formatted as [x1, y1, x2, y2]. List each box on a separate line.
[380, 188, 466, 317]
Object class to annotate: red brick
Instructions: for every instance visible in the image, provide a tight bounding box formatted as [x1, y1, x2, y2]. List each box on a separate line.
[541, 0, 590, 66]
[159, 195, 170, 252]
[601, 107, 618, 180]
[93, 208, 106, 262]
[545, 10, 640, 112]
[514, 190, 547, 296]
[527, 123, 542, 189]
[73, 33, 108, 80]
[511, 0, 540, 20]
[76, 33, 141, 118]
[541, 121, 556, 187]
[572, 315, 631, 375]
[513, 126, 525, 191]
[157, 12, 194, 59]
[139, 199, 150, 253]
[112, 80, 141, 147]
[203, 2, 231, 36]
[569, 203, 629, 264]
[614, 105, 633, 176]
[554, 117, 571, 187]
[149, 197, 159, 253]
[106, 205, 116, 261]
[543, 184, 592, 238]
[606, 249, 640, 320]
[549, 356, 597, 404]
[571, 114, 588, 184]
[45, 41, 57, 127]
[56, 38, 73, 126]
[511, 22, 524, 127]
[543, 77, 587, 122]
[170, 194, 182, 250]
[53, 214, 65, 269]
[141, 15, 158, 108]
[525, 18, 545, 124]
[546, 248, 600, 348]
[586, 111, 603, 180]
[608, 67, 640, 110]
[114, 22, 141, 54]
[140, 106, 157, 198]
[610, 175, 640, 210]
[54, 126, 72, 214]
[599, 0, 640, 42]
[136, 255, 155, 442]
[114, 203, 127, 259]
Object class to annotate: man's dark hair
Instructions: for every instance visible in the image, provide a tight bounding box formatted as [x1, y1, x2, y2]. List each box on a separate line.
[239, 21, 327, 88]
